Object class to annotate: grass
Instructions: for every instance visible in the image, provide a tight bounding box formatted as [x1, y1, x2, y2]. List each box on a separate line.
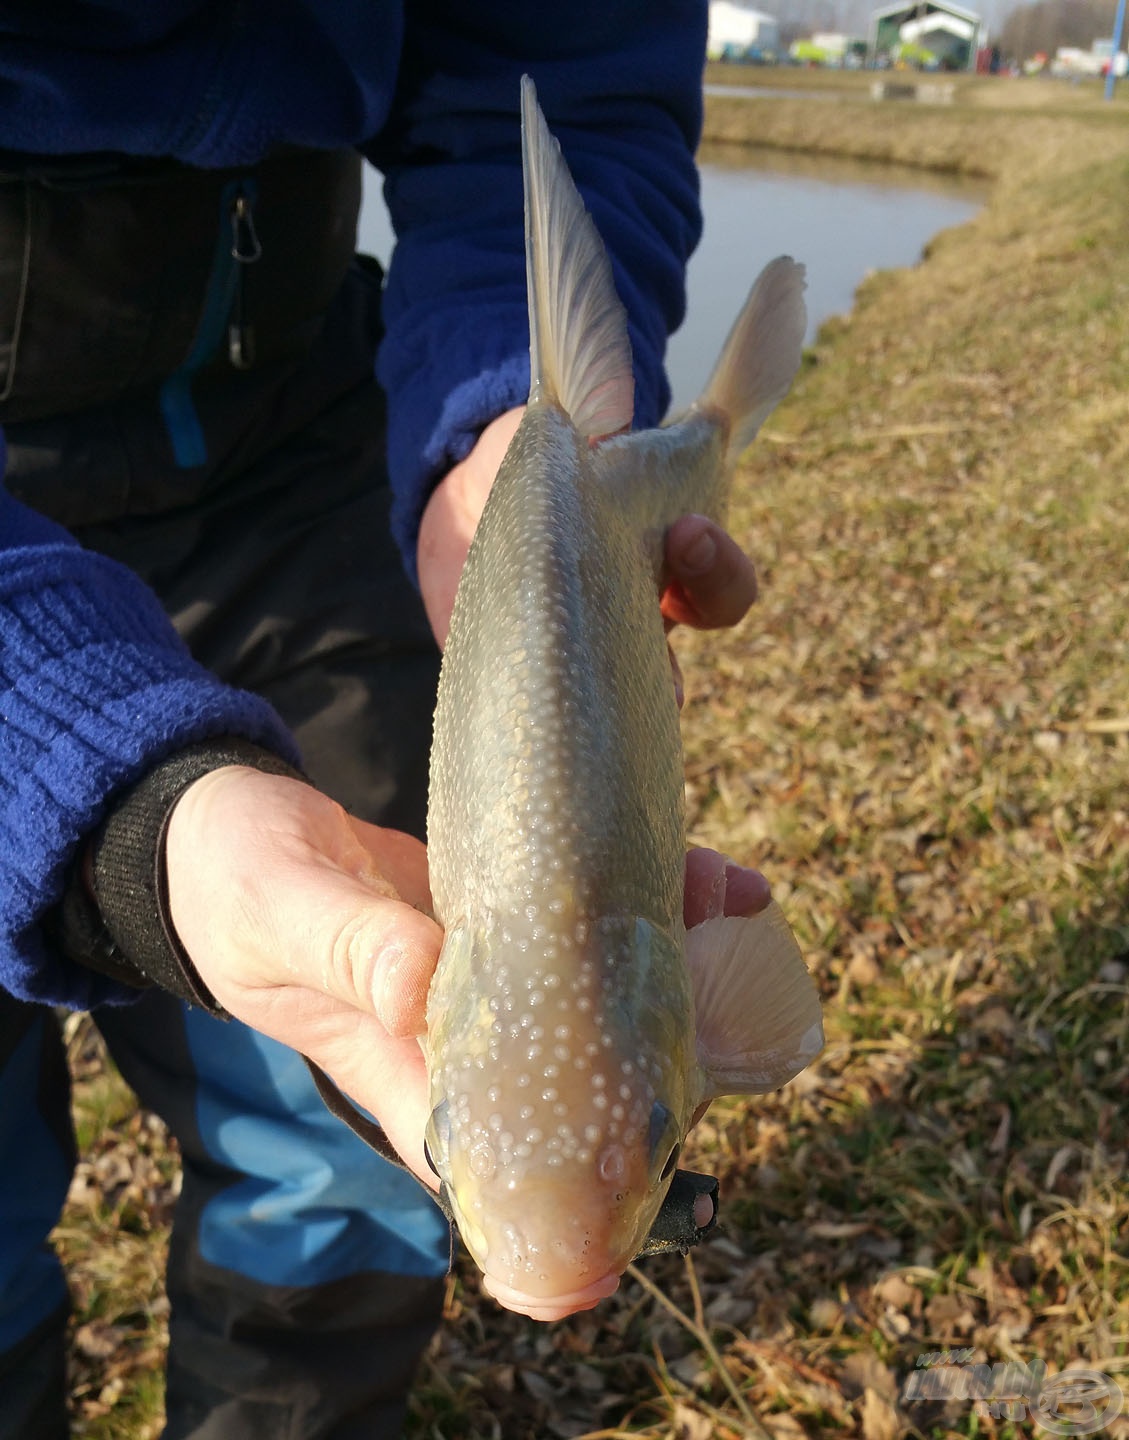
[55, 71, 1129, 1438]
[57, 1016, 173, 1439]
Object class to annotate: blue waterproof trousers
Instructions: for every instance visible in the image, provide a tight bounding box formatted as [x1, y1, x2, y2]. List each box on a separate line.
[0, 149, 450, 1438]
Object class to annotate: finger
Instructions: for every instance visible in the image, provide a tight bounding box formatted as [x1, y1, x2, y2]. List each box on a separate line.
[684, 847, 727, 926]
[216, 858, 443, 1040]
[298, 814, 441, 1026]
[166, 770, 444, 1037]
[661, 515, 758, 631]
[289, 875, 444, 1039]
[342, 818, 435, 916]
[722, 861, 772, 917]
[684, 846, 771, 928]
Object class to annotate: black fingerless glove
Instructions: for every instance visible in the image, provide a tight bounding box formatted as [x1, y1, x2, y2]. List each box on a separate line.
[48, 738, 305, 1014]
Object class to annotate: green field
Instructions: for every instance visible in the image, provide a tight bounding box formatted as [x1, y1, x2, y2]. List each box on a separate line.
[59, 72, 1129, 1439]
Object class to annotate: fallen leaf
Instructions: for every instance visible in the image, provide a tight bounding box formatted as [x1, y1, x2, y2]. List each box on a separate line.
[925, 1292, 976, 1338]
[74, 1322, 124, 1362]
[670, 1352, 711, 1388]
[971, 1004, 1017, 1038]
[808, 1297, 843, 1331]
[1045, 1144, 1075, 1191]
[672, 1402, 715, 1440]
[519, 1368, 558, 1404]
[763, 1414, 809, 1440]
[841, 1351, 898, 1402]
[808, 1221, 869, 1239]
[874, 1273, 921, 1315]
[860, 1385, 900, 1440]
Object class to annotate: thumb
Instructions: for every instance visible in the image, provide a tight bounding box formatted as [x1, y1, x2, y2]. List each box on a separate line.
[165, 767, 443, 1035]
[299, 876, 443, 1040]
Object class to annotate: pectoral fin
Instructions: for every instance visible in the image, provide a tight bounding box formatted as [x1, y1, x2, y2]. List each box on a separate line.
[687, 901, 823, 1101]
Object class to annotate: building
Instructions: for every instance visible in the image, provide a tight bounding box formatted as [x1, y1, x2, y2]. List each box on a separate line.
[870, 1, 983, 70]
[707, 2, 781, 60]
[1053, 40, 1129, 77]
[811, 31, 869, 64]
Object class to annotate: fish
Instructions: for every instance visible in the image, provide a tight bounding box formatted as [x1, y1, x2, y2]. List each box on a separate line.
[423, 76, 822, 1323]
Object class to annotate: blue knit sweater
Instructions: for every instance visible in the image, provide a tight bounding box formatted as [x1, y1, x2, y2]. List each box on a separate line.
[0, 0, 706, 1008]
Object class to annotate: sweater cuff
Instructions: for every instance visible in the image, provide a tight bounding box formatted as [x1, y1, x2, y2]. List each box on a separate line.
[50, 739, 306, 1013]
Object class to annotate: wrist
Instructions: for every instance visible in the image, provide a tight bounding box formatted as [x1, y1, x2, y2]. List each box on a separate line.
[51, 738, 306, 1011]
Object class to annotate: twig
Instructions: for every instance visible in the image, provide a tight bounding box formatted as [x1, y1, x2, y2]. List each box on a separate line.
[625, 1263, 772, 1440]
[684, 1252, 707, 1335]
[1052, 717, 1129, 734]
[760, 420, 976, 447]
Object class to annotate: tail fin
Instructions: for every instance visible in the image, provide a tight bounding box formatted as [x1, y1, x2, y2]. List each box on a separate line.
[699, 256, 807, 459]
[520, 75, 635, 437]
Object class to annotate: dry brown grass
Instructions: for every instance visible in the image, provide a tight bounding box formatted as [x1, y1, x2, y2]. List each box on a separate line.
[57, 80, 1129, 1439]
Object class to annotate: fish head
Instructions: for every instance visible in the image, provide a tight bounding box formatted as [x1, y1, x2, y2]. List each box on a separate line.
[424, 912, 697, 1321]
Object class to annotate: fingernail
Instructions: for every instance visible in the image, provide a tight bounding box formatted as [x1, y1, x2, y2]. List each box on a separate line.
[679, 528, 716, 575]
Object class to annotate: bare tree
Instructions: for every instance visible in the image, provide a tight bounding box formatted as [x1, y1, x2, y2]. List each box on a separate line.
[997, 0, 1117, 58]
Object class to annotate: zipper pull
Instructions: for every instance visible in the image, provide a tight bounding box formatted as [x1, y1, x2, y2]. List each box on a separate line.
[229, 190, 261, 369]
[230, 192, 262, 263]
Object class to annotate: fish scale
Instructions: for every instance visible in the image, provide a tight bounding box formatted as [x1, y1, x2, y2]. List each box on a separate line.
[430, 409, 684, 923]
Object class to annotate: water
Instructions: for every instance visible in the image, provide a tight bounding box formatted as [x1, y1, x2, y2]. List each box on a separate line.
[666, 144, 985, 410]
[356, 145, 985, 414]
[703, 82, 841, 100]
[358, 178, 396, 271]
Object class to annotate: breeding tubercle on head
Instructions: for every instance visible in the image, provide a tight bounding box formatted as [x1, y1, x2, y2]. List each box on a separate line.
[424, 908, 694, 1315]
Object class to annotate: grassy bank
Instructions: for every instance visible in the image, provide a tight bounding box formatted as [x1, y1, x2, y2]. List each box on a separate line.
[703, 70, 1129, 174]
[58, 87, 1129, 1438]
[677, 77, 1129, 1440]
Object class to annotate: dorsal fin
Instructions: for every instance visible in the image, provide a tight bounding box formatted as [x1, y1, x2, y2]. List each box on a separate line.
[520, 75, 634, 437]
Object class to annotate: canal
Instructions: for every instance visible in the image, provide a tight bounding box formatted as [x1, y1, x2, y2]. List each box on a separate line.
[356, 145, 985, 414]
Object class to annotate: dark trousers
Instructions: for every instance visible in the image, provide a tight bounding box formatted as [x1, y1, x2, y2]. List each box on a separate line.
[0, 162, 449, 1436]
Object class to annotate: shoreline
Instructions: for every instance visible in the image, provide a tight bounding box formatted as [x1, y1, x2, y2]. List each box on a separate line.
[701, 65, 1129, 179]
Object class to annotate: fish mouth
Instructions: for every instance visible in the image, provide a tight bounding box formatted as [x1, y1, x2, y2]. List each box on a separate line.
[481, 1268, 622, 1322]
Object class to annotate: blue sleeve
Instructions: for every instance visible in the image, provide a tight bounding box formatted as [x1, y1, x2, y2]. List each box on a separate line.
[0, 440, 300, 1010]
[369, 0, 706, 582]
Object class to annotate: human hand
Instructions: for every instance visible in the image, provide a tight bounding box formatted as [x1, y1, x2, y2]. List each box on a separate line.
[417, 410, 760, 650]
[661, 511, 759, 709]
[417, 408, 526, 648]
[163, 769, 770, 1197]
[684, 845, 771, 927]
[164, 766, 445, 1190]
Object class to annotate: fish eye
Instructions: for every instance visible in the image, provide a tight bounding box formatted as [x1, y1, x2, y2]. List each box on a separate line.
[648, 1101, 681, 1183]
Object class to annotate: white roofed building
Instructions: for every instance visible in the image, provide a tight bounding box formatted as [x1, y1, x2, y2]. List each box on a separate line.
[870, 1, 983, 70]
[707, 2, 781, 59]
